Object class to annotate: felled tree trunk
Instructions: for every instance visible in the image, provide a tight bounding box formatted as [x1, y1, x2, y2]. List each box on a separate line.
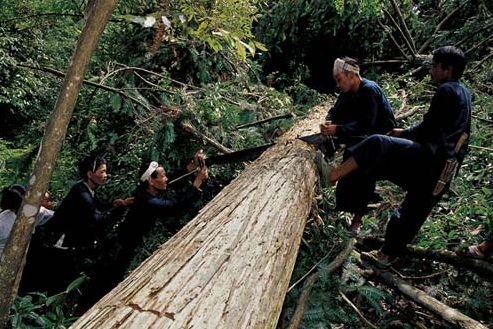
[70, 106, 328, 328]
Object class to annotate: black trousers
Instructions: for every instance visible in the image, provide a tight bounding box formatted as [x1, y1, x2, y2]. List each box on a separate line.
[336, 134, 444, 256]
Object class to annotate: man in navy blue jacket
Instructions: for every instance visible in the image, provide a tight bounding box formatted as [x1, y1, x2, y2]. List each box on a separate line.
[329, 46, 472, 266]
[321, 57, 396, 142]
[320, 57, 396, 232]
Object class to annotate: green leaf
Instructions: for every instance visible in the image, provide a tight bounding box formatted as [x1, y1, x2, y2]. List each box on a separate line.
[235, 39, 247, 61]
[110, 94, 122, 112]
[46, 294, 64, 307]
[66, 274, 88, 292]
[254, 41, 268, 52]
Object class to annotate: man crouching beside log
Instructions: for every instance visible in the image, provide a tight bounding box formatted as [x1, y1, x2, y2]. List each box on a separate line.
[328, 46, 472, 268]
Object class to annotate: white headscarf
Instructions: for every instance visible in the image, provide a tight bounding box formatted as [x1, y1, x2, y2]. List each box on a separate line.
[333, 58, 360, 77]
[140, 161, 159, 182]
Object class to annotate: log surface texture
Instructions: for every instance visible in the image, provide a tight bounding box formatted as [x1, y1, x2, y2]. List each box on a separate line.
[70, 105, 328, 328]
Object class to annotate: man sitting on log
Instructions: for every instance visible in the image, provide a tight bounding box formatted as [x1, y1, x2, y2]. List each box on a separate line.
[319, 57, 397, 233]
[328, 46, 472, 267]
[320, 57, 396, 149]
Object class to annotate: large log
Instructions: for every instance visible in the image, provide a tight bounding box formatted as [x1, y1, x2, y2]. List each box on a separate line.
[70, 105, 328, 328]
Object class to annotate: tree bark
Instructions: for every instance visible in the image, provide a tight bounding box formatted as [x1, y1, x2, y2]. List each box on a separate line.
[0, 1, 118, 327]
[70, 106, 328, 328]
[372, 268, 488, 329]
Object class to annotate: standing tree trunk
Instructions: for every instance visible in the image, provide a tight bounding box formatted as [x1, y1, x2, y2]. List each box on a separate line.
[0, 1, 118, 327]
[70, 106, 328, 328]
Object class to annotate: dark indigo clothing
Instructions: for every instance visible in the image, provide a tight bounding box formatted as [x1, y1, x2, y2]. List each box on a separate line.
[44, 181, 104, 251]
[22, 181, 105, 294]
[114, 185, 201, 277]
[326, 78, 396, 139]
[336, 80, 472, 257]
[402, 81, 472, 162]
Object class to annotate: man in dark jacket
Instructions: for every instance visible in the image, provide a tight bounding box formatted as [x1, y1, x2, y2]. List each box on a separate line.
[34, 155, 130, 292]
[320, 57, 396, 145]
[320, 57, 396, 233]
[113, 151, 208, 281]
[329, 46, 472, 266]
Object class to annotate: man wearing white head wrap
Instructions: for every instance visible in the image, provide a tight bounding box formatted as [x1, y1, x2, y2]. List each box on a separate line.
[112, 149, 208, 283]
[330, 46, 471, 267]
[332, 57, 360, 77]
[320, 57, 395, 140]
[320, 56, 396, 235]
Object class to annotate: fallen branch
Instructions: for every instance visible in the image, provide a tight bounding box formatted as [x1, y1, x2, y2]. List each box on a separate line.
[396, 106, 423, 121]
[472, 114, 493, 125]
[456, 20, 493, 47]
[391, 269, 446, 281]
[383, 10, 416, 58]
[287, 238, 356, 329]
[473, 51, 493, 70]
[469, 144, 493, 152]
[17, 64, 158, 112]
[362, 59, 409, 66]
[109, 63, 242, 106]
[236, 113, 293, 129]
[372, 267, 488, 329]
[338, 290, 378, 329]
[359, 237, 493, 277]
[388, 0, 417, 54]
[377, 19, 410, 60]
[418, 3, 467, 53]
[465, 35, 493, 56]
[407, 245, 493, 278]
[180, 120, 233, 154]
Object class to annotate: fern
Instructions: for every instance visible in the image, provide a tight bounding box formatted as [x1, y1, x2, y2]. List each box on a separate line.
[343, 285, 388, 316]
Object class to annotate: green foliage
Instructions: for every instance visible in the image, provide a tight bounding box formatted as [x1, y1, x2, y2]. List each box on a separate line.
[10, 275, 87, 328]
[115, 0, 266, 62]
[0, 141, 34, 188]
[256, 0, 387, 88]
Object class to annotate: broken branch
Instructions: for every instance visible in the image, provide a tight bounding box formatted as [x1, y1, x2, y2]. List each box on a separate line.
[372, 267, 488, 329]
[338, 290, 378, 329]
[236, 113, 293, 129]
[418, 3, 467, 53]
[180, 121, 233, 154]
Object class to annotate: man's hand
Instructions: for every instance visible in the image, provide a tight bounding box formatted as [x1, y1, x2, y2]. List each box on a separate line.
[113, 197, 134, 207]
[193, 166, 208, 190]
[387, 128, 404, 137]
[187, 149, 207, 172]
[320, 121, 337, 136]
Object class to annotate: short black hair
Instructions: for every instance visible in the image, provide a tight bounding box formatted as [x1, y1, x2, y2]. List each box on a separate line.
[1, 184, 26, 212]
[432, 46, 467, 80]
[78, 155, 106, 180]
